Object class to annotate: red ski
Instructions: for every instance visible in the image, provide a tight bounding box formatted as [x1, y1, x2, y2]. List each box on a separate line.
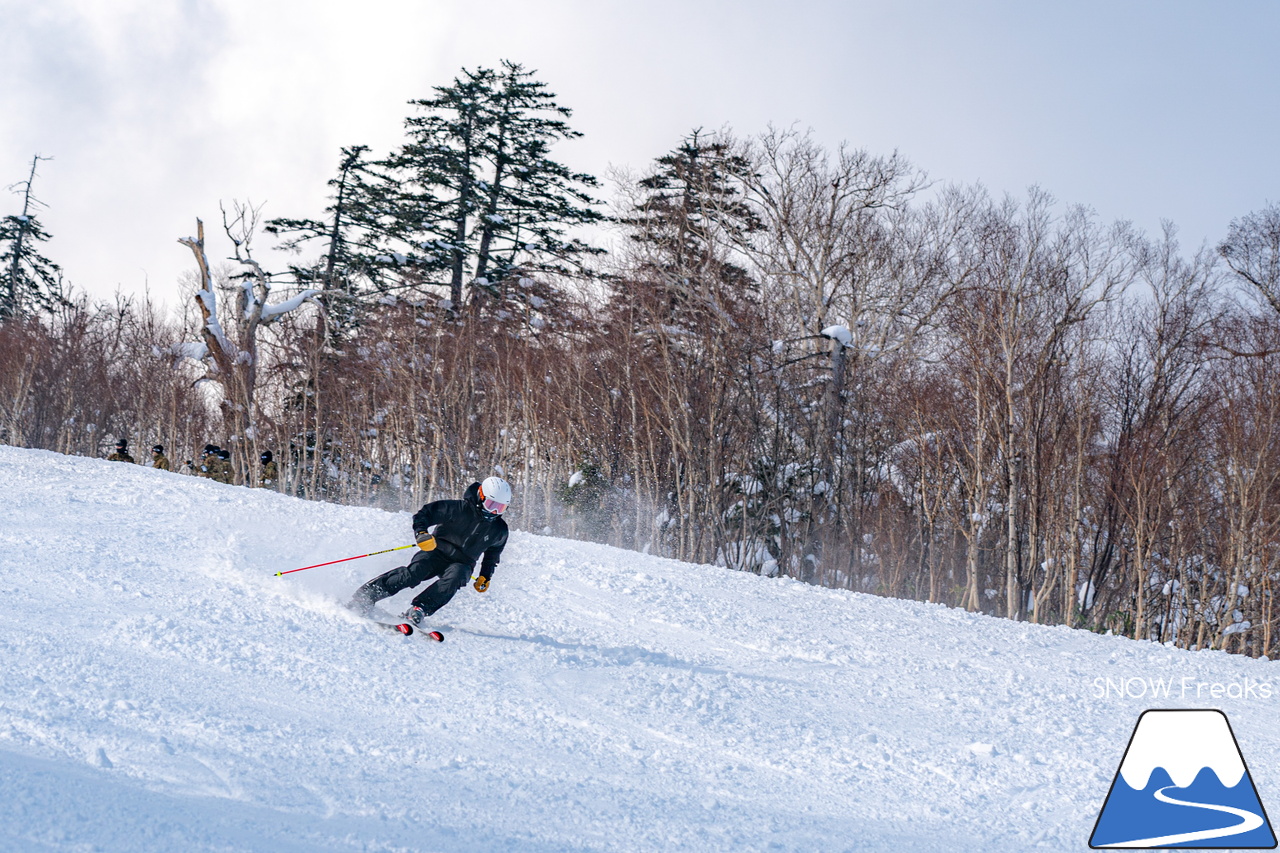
[375, 620, 444, 642]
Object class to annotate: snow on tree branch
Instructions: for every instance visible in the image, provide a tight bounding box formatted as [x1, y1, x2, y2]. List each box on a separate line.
[170, 341, 209, 363]
[261, 289, 321, 322]
[820, 324, 852, 347]
[178, 219, 237, 359]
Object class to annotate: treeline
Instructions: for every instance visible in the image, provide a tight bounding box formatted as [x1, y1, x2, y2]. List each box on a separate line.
[3, 62, 1280, 656]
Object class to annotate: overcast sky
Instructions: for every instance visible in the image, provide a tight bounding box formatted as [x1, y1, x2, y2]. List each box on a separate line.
[3, 0, 1278, 306]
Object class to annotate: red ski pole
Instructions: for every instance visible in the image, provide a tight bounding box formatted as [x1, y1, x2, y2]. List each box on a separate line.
[274, 543, 416, 577]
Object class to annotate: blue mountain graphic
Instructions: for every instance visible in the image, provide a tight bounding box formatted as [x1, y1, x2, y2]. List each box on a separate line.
[1092, 765, 1276, 848]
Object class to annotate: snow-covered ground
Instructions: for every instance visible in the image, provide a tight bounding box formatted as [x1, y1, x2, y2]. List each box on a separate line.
[1, 444, 1278, 852]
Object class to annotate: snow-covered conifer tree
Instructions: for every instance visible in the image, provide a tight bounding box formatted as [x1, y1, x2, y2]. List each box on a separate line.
[617, 130, 759, 327]
[0, 156, 63, 321]
[265, 146, 408, 339]
[390, 61, 602, 310]
[606, 132, 768, 564]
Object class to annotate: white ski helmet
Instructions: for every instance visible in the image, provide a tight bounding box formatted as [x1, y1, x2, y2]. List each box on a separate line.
[478, 476, 512, 516]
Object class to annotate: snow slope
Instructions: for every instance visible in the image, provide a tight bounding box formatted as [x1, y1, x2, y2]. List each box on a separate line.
[1, 444, 1278, 852]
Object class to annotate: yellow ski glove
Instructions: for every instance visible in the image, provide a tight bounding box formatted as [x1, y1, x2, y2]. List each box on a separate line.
[473, 575, 489, 593]
[415, 531, 437, 551]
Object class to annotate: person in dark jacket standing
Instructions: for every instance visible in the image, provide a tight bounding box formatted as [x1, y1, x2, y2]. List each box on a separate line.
[259, 450, 279, 488]
[348, 476, 511, 627]
[151, 444, 171, 471]
[211, 448, 234, 484]
[197, 444, 219, 478]
[107, 439, 135, 463]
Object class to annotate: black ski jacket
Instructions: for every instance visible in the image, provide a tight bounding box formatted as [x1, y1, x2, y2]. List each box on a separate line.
[412, 482, 508, 580]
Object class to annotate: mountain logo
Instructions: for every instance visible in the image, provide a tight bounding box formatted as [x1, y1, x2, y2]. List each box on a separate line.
[1090, 709, 1276, 849]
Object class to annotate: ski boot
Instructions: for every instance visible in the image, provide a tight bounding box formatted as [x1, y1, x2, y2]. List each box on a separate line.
[401, 605, 445, 642]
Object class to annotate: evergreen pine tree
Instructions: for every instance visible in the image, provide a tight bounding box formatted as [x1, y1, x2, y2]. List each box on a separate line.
[391, 66, 495, 308]
[618, 130, 759, 327]
[391, 61, 602, 310]
[469, 61, 604, 299]
[605, 132, 767, 570]
[0, 156, 63, 321]
[265, 146, 414, 337]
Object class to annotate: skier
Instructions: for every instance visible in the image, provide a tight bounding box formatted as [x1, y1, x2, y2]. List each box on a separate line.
[347, 476, 511, 627]
[107, 439, 135, 464]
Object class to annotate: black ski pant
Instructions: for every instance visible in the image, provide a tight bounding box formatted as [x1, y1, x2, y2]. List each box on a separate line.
[351, 548, 473, 616]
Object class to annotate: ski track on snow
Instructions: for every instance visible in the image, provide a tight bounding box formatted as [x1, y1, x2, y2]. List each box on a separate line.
[0, 445, 1278, 851]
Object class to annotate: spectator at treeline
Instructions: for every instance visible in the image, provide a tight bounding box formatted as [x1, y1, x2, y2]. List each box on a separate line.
[107, 439, 280, 489]
[106, 438, 134, 464]
[198, 445, 233, 484]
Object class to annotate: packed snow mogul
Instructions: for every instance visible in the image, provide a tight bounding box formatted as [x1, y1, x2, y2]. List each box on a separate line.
[348, 476, 511, 627]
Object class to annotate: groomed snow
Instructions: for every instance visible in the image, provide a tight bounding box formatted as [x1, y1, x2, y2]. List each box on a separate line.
[1, 444, 1278, 851]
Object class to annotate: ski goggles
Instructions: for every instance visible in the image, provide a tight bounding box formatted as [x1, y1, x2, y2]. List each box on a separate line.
[482, 496, 508, 515]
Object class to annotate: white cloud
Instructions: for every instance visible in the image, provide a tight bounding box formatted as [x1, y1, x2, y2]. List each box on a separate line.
[2, 0, 1278, 303]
